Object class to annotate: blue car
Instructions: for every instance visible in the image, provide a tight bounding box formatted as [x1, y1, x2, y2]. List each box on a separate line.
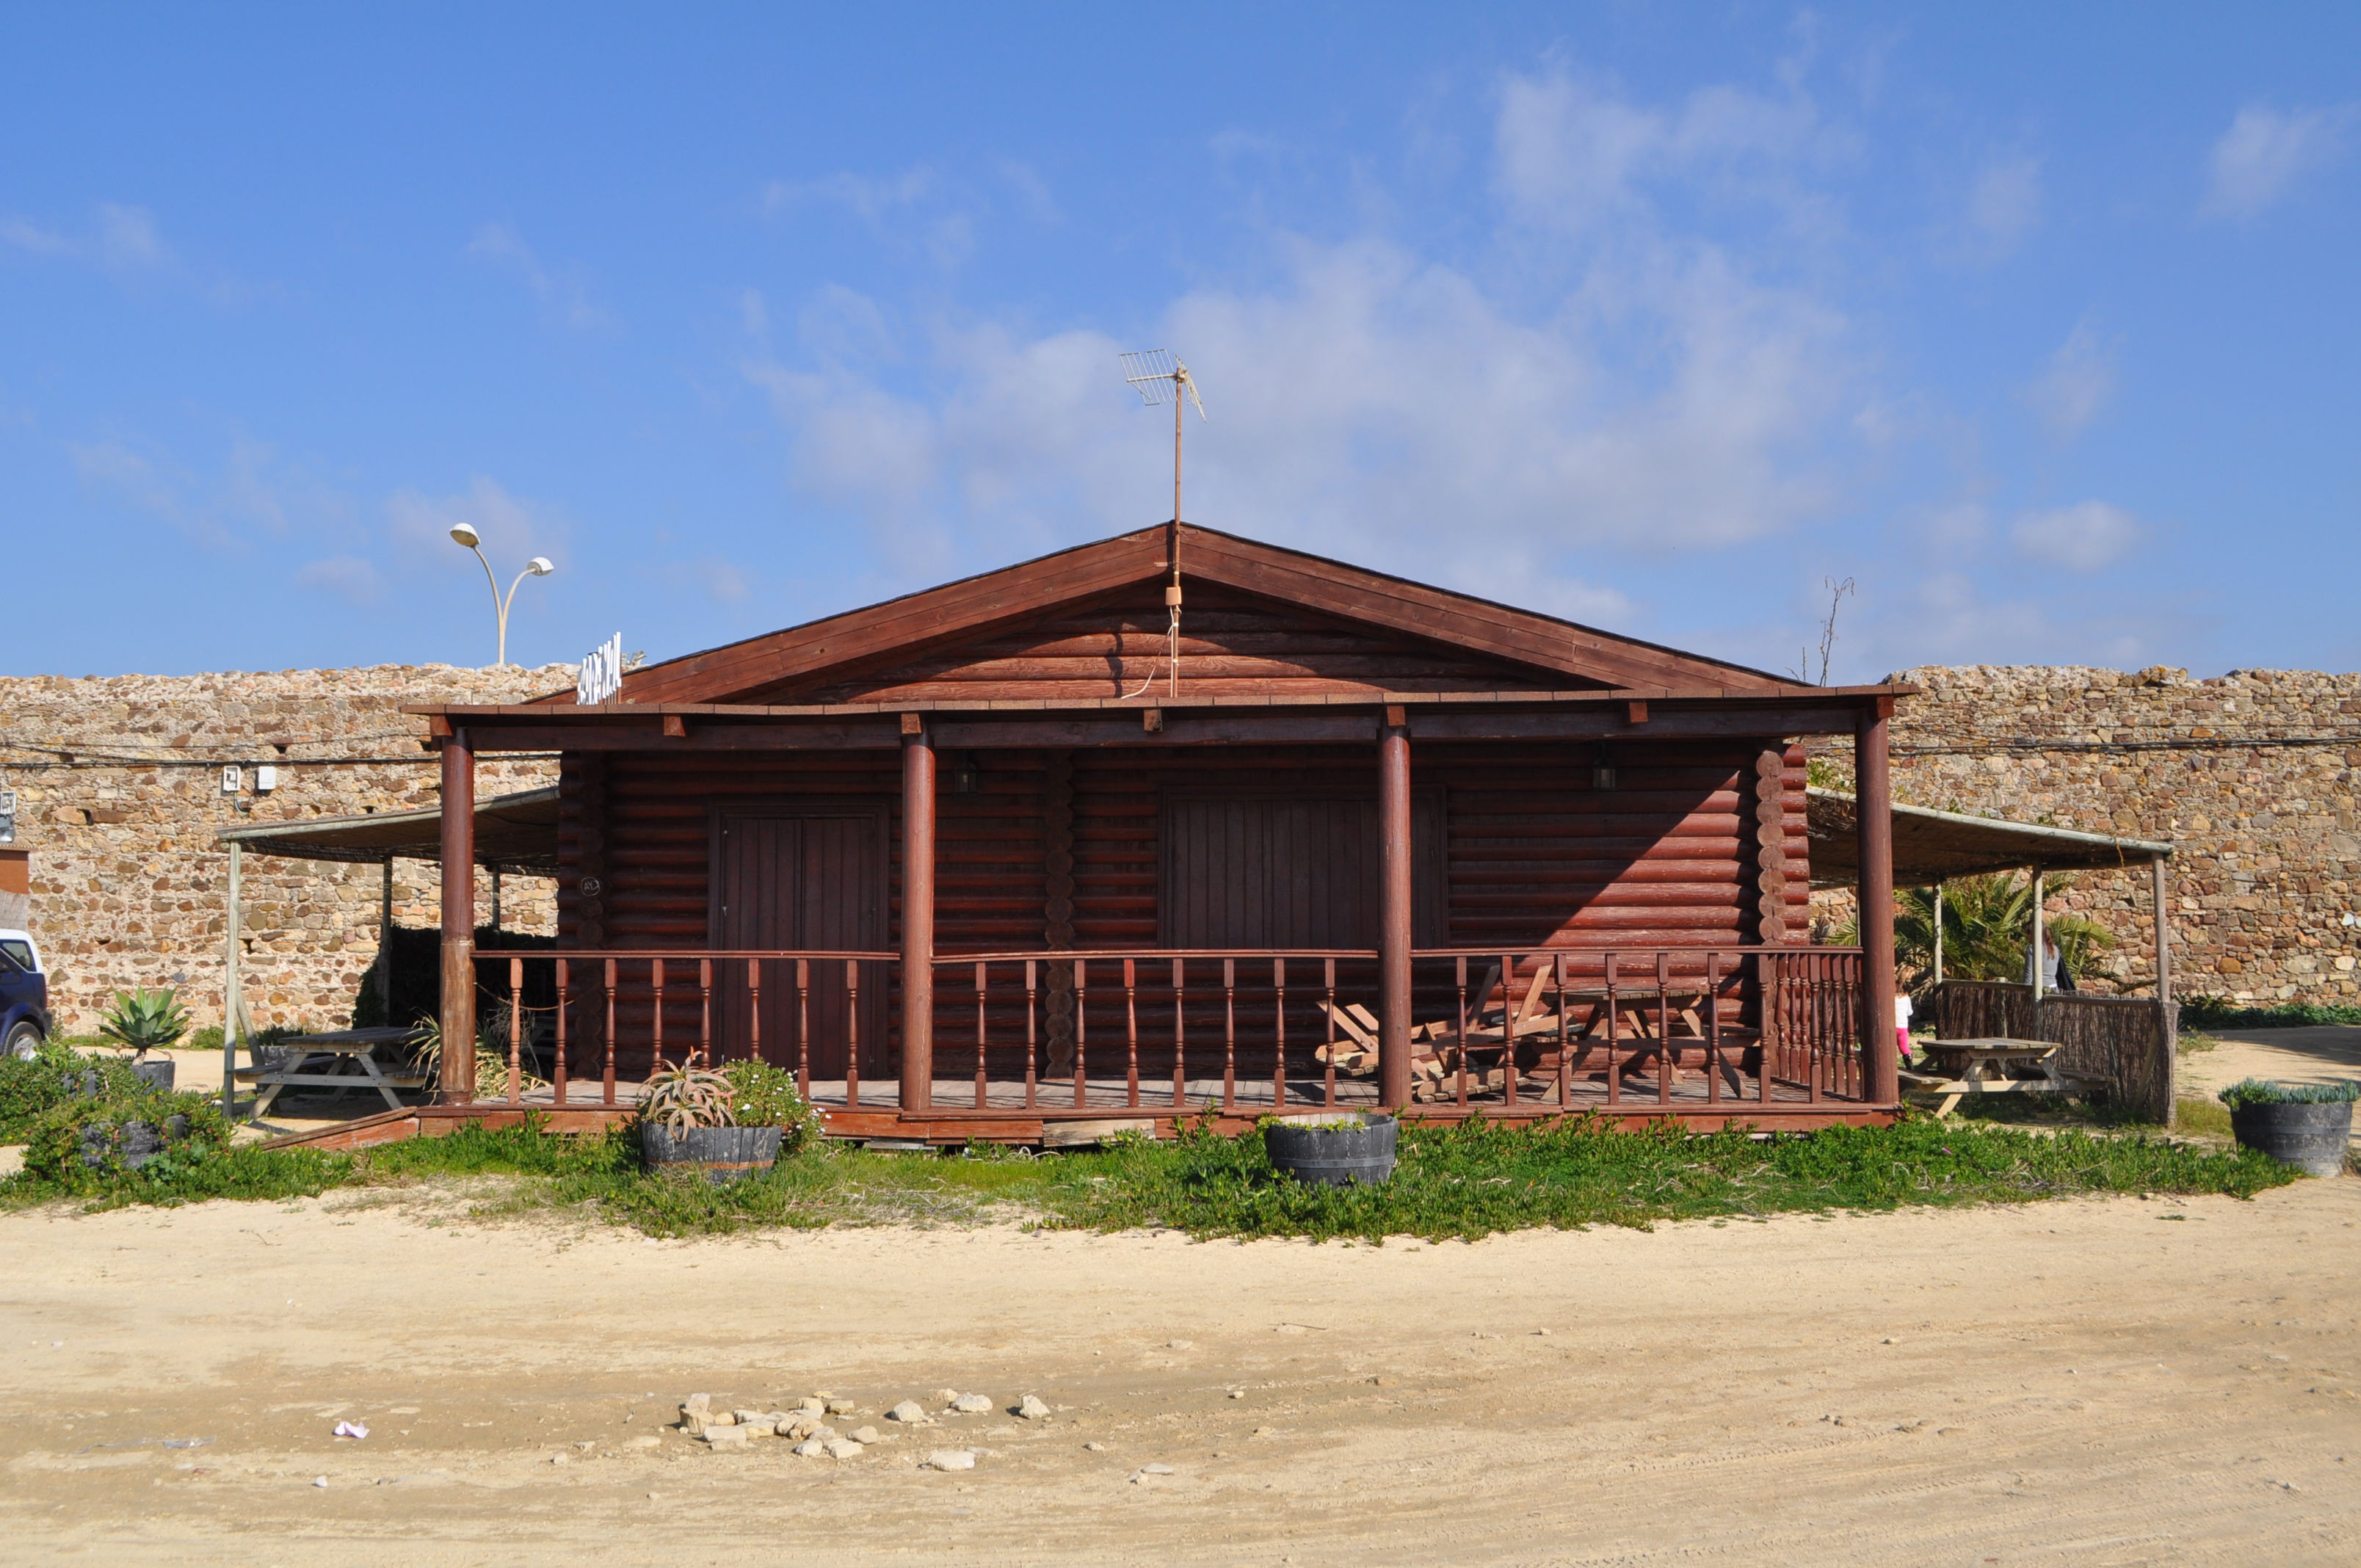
[1, 930, 51, 1058]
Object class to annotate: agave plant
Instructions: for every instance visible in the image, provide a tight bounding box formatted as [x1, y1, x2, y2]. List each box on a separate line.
[404, 1018, 546, 1095]
[641, 1058, 737, 1130]
[98, 987, 192, 1060]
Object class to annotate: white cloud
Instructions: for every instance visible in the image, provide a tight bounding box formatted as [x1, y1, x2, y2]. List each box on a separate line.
[1964, 153, 2042, 261]
[2, 203, 171, 271]
[70, 440, 188, 521]
[1493, 65, 1848, 241]
[96, 203, 164, 268]
[763, 167, 938, 221]
[665, 556, 751, 604]
[759, 166, 976, 267]
[68, 435, 357, 552]
[467, 222, 612, 330]
[294, 556, 385, 603]
[744, 64, 1862, 628]
[0, 215, 71, 255]
[386, 476, 566, 563]
[2011, 501, 2138, 572]
[2023, 319, 2115, 438]
[2201, 104, 2356, 220]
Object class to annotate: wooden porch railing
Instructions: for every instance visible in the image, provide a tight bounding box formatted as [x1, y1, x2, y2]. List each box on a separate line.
[475, 949, 897, 1108]
[1407, 947, 1867, 1109]
[930, 949, 1379, 1113]
[476, 943, 1876, 1115]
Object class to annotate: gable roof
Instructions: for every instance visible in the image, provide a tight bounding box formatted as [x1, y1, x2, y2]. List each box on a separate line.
[566, 523, 1816, 707]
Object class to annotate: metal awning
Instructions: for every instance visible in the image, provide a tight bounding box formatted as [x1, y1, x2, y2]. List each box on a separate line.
[1807, 787, 2171, 888]
[216, 785, 559, 874]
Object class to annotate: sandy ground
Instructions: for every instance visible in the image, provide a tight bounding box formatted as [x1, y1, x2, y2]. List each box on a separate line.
[0, 1175, 2355, 1567]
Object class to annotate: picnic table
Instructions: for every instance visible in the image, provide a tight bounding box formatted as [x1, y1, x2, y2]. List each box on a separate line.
[233, 1026, 432, 1120]
[1903, 1037, 2089, 1117]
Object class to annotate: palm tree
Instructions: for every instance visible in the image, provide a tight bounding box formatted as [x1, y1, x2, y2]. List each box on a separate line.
[1849, 871, 2115, 997]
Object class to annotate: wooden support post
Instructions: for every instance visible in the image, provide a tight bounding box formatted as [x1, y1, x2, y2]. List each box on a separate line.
[438, 730, 476, 1103]
[377, 857, 394, 1014]
[2030, 862, 2045, 1001]
[900, 717, 936, 1114]
[2153, 853, 2176, 1124]
[1932, 881, 1944, 987]
[222, 840, 242, 1123]
[1854, 698, 1898, 1106]
[1377, 710, 1412, 1111]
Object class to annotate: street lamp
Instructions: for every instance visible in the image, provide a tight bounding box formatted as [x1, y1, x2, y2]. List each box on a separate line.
[447, 521, 554, 667]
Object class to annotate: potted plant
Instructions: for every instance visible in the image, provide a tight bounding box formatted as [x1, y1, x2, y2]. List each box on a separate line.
[98, 987, 191, 1092]
[2219, 1078, 2357, 1177]
[638, 1059, 784, 1183]
[1263, 1110, 1399, 1186]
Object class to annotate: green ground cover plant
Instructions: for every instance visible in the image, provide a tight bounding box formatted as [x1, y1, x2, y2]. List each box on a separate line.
[0, 1111, 2294, 1240]
[0, 1043, 150, 1139]
[2216, 1077, 2360, 1108]
[2180, 997, 2361, 1028]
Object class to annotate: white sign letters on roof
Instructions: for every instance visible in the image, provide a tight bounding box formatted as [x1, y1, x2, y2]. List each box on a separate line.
[576, 633, 625, 705]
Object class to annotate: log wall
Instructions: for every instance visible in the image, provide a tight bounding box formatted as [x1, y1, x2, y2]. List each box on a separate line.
[556, 736, 1811, 1077]
[764, 583, 1579, 705]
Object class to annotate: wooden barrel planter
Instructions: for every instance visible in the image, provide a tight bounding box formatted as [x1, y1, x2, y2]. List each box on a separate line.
[2230, 1102, 2354, 1177]
[639, 1124, 783, 1184]
[1265, 1113, 1398, 1187]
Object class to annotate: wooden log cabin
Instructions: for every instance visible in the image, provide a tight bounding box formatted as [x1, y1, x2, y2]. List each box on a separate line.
[414, 523, 1904, 1140]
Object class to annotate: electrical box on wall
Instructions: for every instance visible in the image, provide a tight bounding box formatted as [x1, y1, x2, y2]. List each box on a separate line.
[220, 766, 242, 795]
[254, 766, 278, 794]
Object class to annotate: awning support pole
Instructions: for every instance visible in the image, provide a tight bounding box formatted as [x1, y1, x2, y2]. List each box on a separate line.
[222, 840, 242, 1123]
[377, 858, 394, 1016]
[1932, 882, 1944, 987]
[2031, 863, 2045, 1001]
[439, 730, 477, 1103]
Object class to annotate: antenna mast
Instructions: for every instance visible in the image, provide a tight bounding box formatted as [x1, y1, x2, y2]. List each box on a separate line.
[1119, 349, 1205, 700]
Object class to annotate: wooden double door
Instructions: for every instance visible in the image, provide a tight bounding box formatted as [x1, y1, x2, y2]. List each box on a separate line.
[711, 803, 890, 1081]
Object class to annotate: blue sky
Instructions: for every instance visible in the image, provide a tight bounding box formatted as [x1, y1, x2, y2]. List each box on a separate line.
[3, 4, 2356, 683]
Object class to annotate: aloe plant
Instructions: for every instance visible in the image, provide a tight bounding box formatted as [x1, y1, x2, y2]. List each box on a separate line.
[641, 1059, 737, 1130]
[98, 987, 191, 1061]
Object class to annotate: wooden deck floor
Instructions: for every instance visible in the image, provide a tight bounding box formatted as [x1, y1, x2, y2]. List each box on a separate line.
[261, 1067, 1890, 1151]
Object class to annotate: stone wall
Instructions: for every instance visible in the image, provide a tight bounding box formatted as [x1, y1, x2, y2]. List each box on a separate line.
[10, 658, 2358, 1031]
[1, 665, 569, 1034]
[1827, 666, 2361, 1003]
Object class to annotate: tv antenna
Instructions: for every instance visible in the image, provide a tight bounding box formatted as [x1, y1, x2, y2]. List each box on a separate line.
[1117, 349, 1205, 700]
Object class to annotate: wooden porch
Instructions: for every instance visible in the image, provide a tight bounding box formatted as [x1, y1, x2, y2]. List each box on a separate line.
[376, 940, 1885, 1148]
